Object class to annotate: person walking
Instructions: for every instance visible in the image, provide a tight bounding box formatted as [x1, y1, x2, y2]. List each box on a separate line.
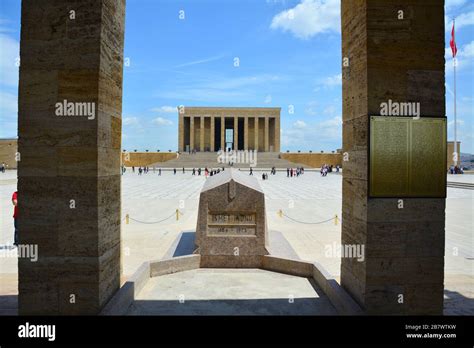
[12, 191, 18, 246]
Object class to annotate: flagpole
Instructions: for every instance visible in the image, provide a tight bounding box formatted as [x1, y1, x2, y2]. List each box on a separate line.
[453, 18, 458, 167]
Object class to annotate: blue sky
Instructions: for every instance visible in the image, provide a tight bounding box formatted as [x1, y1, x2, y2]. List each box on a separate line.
[1, 0, 473, 152]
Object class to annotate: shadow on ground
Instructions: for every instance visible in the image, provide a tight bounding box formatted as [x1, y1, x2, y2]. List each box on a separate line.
[0, 294, 17, 315]
[444, 289, 474, 315]
[127, 297, 337, 315]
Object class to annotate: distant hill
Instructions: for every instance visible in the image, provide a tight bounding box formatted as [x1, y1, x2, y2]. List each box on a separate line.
[460, 153, 474, 169]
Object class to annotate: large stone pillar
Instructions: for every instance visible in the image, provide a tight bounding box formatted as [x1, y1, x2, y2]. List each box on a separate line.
[210, 116, 215, 152]
[190, 116, 195, 151]
[341, 0, 445, 314]
[254, 117, 259, 151]
[234, 117, 239, 151]
[244, 117, 249, 150]
[264, 117, 269, 152]
[275, 115, 281, 152]
[178, 113, 184, 152]
[200, 116, 205, 151]
[220, 116, 225, 151]
[18, 0, 125, 314]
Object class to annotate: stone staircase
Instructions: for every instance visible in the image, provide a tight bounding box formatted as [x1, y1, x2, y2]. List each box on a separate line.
[150, 152, 308, 169]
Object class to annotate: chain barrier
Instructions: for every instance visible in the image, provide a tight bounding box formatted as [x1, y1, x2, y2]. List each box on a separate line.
[277, 209, 339, 225]
[123, 209, 183, 224]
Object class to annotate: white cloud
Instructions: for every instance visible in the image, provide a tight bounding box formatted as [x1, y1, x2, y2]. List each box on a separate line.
[270, 0, 340, 40]
[281, 116, 342, 150]
[151, 106, 177, 113]
[459, 40, 474, 57]
[174, 55, 224, 68]
[293, 120, 307, 128]
[264, 94, 272, 104]
[323, 105, 337, 115]
[305, 102, 318, 115]
[154, 74, 281, 102]
[322, 73, 342, 87]
[152, 117, 173, 126]
[123, 117, 140, 126]
[0, 33, 19, 87]
[455, 11, 474, 29]
[448, 119, 465, 127]
[446, 40, 474, 72]
[319, 116, 342, 128]
[445, 11, 474, 33]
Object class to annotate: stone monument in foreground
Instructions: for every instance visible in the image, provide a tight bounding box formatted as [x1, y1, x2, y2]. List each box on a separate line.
[195, 168, 269, 267]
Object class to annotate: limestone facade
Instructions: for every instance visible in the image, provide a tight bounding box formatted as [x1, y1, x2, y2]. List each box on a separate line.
[17, 0, 125, 314]
[341, 0, 446, 314]
[0, 138, 18, 169]
[178, 107, 280, 152]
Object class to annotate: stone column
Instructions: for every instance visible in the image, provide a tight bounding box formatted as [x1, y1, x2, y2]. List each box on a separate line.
[264, 117, 269, 152]
[341, 0, 445, 314]
[190, 116, 195, 151]
[254, 117, 259, 151]
[210, 116, 215, 152]
[220, 116, 225, 151]
[200, 116, 205, 151]
[18, 0, 125, 314]
[232, 117, 238, 151]
[244, 117, 249, 150]
[275, 115, 281, 152]
[178, 113, 184, 152]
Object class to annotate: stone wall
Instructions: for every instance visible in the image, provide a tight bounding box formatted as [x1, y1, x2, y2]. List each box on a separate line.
[341, 0, 445, 315]
[122, 152, 176, 167]
[18, 0, 125, 314]
[0, 139, 18, 169]
[281, 152, 342, 168]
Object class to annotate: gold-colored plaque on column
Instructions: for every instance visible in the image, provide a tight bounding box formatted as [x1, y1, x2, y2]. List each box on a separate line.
[369, 116, 446, 198]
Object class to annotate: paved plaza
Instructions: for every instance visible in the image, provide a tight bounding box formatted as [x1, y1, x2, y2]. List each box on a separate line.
[0, 169, 473, 314]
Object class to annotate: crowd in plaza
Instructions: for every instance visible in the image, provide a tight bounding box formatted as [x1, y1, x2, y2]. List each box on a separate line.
[320, 164, 340, 177]
[287, 167, 304, 177]
[449, 165, 464, 174]
[120, 164, 346, 179]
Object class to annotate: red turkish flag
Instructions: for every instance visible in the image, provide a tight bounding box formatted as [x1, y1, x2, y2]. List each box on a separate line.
[450, 21, 457, 57]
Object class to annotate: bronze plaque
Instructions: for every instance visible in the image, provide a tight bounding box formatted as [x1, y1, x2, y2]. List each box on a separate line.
[370, 116, 446, 197]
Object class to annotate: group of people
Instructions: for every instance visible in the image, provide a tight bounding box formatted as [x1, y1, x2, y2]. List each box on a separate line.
[320, 164, 339, 176]
[191, 167, 224, 177]
[287, 167, 304, 177]
[127, 166, 162, 175]
[449, 165, 464, 174]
